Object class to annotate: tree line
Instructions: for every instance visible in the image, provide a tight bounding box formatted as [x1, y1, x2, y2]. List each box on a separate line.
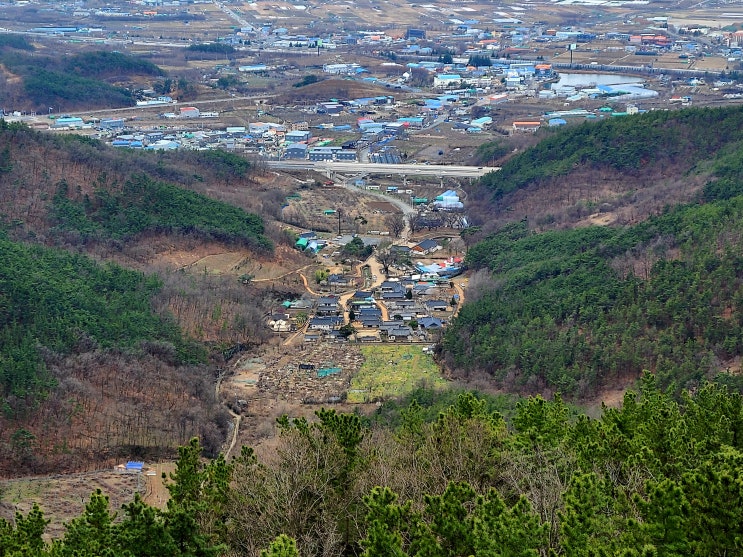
[3, 377, 743, 556]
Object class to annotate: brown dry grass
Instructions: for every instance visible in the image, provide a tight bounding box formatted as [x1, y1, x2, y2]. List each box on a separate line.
[0, 470, 141, 539]
[0, 460, 177, 538]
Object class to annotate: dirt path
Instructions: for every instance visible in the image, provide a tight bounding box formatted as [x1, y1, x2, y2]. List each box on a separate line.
[338, 182, 415, 240]
[252, 263, 315, 283]
[452, 282, 465, 317]
[224, 412, 242, 459]
[142, 461, 175, 509]
[216, 367, 243, 459]
[283, 324, 307, 346]
[298, 272, 323, 296]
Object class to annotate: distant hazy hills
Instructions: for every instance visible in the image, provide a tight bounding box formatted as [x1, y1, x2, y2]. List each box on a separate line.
[0, 37, 165, 112]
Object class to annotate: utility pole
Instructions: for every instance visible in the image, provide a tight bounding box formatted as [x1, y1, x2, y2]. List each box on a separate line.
[337, 208, 342, 236]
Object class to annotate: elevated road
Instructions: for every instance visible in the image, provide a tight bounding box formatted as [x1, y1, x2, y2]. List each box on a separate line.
[265, 160, 497, 178]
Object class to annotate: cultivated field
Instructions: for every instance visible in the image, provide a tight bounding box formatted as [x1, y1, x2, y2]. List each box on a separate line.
[347, 345, 447, 403]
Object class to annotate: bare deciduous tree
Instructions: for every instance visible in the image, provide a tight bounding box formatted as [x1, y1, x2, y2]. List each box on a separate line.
[375, 240, 397, 277]
[384, 213, 406, 238]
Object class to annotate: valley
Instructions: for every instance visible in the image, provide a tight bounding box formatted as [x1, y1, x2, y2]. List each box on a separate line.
[2, 1, 743, 553]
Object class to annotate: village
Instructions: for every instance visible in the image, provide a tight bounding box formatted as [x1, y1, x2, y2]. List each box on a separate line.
[270, 232, 464, 344]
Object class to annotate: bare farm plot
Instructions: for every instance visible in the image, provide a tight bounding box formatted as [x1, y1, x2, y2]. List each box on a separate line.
[0, 470, 141, 539]
[281, 185, 402, 234]
[347, 345, 447, 403]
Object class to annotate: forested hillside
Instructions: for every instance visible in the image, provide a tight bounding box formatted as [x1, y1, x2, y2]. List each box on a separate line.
[0, 121, 281, 475]
[0, 233, 236, 474]
[466, 105, 743, 236]
[3, 380, 743, 556]
[0, 233, 203, 403]
[445, 104, 743, 398]
[51, 174, 271, 252]
[0, 121, 274, 252]
[480, 105, 743, 199]
[444, 194, 743, 397]
[0, 41, 165, 110]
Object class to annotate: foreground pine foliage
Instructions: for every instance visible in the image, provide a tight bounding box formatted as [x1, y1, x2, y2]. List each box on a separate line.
[4, 376, 742, 556]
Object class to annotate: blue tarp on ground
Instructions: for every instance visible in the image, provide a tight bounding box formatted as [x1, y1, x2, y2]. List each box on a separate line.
[317, 367, 342, 378]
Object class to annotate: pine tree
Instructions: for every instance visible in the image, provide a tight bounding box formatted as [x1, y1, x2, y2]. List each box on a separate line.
[360, 487, 410, 557]
[163, 437, 229, 556]
[559, 473, 613, 556]
[683, 447, 743, 555]
[261, 534, 300, 557]
[116, 494, 178, 557]
[0, 504, 50, 556]
[473, 491, 548, 557]
[632, 478, 690, 556]
[55, 489, 115, 557]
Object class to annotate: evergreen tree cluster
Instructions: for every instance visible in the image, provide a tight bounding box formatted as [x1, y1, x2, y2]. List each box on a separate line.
[185, 43, 236, 55]
[444, 190, 743, 396]
[51, 173, 272, 252]
[3, 381, 743, 556]
[0, 439, 228, 557]
[479, 105, 743, 200]
[0, 50, 165, 110]
[0, 35, 33, 51]
[62, 51, 165, 79]
[0, 233, 204, 407]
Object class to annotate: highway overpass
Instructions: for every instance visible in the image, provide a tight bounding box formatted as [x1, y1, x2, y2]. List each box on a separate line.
[265, 160, 498, 178]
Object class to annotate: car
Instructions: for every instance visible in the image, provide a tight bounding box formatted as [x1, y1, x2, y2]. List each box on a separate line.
[324, 180, 334, 185]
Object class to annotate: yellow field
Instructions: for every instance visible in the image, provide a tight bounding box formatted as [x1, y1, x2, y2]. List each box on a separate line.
[348, 345, 447, 403]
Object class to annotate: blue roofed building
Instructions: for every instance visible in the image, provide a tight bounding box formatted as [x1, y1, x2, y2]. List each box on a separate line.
[285, 143, 309, 159]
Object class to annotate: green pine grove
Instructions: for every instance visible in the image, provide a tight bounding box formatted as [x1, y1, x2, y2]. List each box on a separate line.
[479, 105, 743, 200]
[51, 173, 272, 251]
[3, 380, 743, 556]
[0, 232, 206, 410]
[443, 105, 743, 397]
[0, 45, 165, 110]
